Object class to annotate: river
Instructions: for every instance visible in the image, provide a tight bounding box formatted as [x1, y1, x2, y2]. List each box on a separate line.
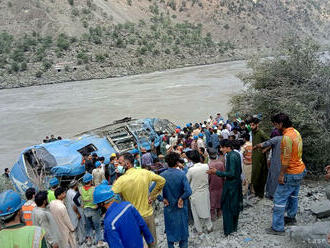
[0, 60, 247, 171]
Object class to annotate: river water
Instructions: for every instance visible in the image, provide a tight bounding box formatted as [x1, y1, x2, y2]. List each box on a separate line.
[0, 60, 247, 171]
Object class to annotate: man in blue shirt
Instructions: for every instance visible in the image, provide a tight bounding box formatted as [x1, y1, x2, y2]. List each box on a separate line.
[93, 183, 154, 248]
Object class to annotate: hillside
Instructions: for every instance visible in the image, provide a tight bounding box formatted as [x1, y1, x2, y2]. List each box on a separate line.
[0, 0, 329, 88]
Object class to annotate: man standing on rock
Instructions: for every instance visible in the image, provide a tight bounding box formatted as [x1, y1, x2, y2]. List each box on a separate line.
[207, 140, 243, 236]
[251, 117, 269, 199]
[266, 113, 306, 235]
[160, 152, 192, 248]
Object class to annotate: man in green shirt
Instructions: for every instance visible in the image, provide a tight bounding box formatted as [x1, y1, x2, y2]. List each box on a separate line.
[207, 139, 243, 236]
[0, 190, 47, 248]
[48, 177, 59, 203]
[251, 117, 269, 198]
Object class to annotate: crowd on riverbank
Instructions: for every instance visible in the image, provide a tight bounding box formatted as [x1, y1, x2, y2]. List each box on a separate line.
[1, 112, 330, 248]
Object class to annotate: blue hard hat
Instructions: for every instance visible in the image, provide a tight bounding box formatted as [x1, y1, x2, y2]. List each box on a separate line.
[83, 173, 93, 183]
[95, 161, 101, 168]
[186, 123, 190, 127]
[176, 126, 181, 129]
[0, 190, 25, 217]
[93, 184, 115, 204]
[193, 135, 198, 140]
[101, 179, 109, 185]
[198, 133, 203, 137]
[49, 177, 59, 187]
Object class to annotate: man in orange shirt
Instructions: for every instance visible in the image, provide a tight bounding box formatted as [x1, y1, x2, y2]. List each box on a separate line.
[22, 187, 36, 226]
[266, 113, 306, 235]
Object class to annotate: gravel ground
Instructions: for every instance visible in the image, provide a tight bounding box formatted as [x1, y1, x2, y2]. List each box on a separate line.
[80, 181, 329, 248]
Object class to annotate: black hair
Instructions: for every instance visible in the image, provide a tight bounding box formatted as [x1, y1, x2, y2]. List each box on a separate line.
[99, 156, 105, 162]
[57, 136, 62, 140]
[25, 187, 36, 200]
[34, 191, 48, 207]
[232, 140, 241, 150]
[110, 156, 116, 162]
[54, 187, 66, 199]
[165, 152, 181, 167]
[271, 113, 292, 128]
[3, 210, 19, 224]
[200, 147, 205, 154]
[5, 168, 9, 172]
[220, 139, 233, 149]
[243, 133, 250, 141]
[251, 117, 260, 124]
[186, 150, 201, 163]
[121, 153, 134, 165]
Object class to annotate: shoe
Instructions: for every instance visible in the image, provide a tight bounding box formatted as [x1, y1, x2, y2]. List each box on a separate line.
[284, 216, 297, 225]
[265, 227, 285, 236]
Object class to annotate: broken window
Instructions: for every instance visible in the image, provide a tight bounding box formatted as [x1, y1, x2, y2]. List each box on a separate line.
[77, 144, 97, 155]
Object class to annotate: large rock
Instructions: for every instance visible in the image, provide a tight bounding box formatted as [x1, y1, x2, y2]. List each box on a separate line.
[325, 185, 330, 200]
[311, 200, 330, 218]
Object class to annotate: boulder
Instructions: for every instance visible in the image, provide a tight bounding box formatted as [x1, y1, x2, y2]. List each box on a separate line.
[311, 200, 330, 218]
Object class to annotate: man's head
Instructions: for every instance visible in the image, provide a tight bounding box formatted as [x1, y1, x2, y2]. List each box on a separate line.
[99, 156, 105, 163]
[69, 180, 78, 190]
[165, 152, 182, 168]
[110, 155, 116, 164]
[55, 187, 66, 200]
[93, 184, 120, 210]
[25, 187, 36, 201]
[271, 113, 292, 131]
[208, 148, 218, 160]
[4, 168, 9, 174]
[220, 139, 233, 154]
[250, 117, 260, 131]
[50, 134, 55, 139]
[186, 150, 201, 163]
[119, 153, 134, 170]
[34, 191, 48, 207]
[243, 133, 250, 142]
[0, 190, 25, 224]
[88, 154, 93, 160]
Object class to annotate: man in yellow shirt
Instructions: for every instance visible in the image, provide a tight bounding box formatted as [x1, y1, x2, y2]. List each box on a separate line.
[112, 153, 166, 248]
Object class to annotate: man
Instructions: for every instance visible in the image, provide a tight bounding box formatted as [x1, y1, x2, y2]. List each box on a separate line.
[3, 168, 9, 178]
[160, 136, 168, 156]
[221, 124, 230, 140]
[108, 155, 117, 184]
[141, 147, 153, 169]
[197, 133, 205, 149]
[160, 152, 192, 248]
[66, 180, 85, 245]
[93, 183, 154, 248]
[22, 187, 37, 226]
[254, 127, 282, 199]
[266, 113, 306, 235]
[112, 153, 166, 248]
[0, 190, 47, 248]
[49, 134, 57, 142]
[208, 148, 225, 220]
[49, 187, 77, 248]
[240, 133, 253, 195]
[32, 191, 61, 248]
[84, 154, 94, 174]
[169, 132, 178, 146]
[79, 173, 103, 246]
[92, 161, 106, 186]
[210, 128, 220, 149]
[186, 150, 213, 234]
[251, 117, 269, 198]
[48, 177, 59, 203]
[207, 140, 243, 236]
[191, 135, 199, 151]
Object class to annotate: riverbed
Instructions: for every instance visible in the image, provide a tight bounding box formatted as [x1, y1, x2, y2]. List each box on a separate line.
[0, 60, 247, 170]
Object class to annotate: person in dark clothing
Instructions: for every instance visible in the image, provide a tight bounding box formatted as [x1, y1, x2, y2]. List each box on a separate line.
[49, 135, 57, 142]
[207, 140, 243, 236]
[43, 136, 49, 143]
[84, 154, 94, 174]
[3, 168, 9, 178]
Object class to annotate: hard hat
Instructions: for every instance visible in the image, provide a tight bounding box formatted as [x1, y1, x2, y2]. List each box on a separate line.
[49, 177, 59, 187]
[176, 126, 181, 129]
[193, 135, 198, 140]
[186, 123, 190, 127]
[83, 173, 93, 183]
[101, 179, 109, 185]
[95, 161, 101, 168]
[93, 184, 115, 204]
[0, 190, 25, 217]
[198, 133, 203, 137]
[110, 153, 116, 158]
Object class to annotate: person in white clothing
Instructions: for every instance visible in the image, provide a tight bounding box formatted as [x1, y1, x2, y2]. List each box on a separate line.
[186, 150, 213, 234]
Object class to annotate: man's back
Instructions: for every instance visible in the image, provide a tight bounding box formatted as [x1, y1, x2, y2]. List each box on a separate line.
[112, 168, 165, 217]
[161, 168, 187, 205]
[104, 201, 153, 248]
[187, 163, 209, 193]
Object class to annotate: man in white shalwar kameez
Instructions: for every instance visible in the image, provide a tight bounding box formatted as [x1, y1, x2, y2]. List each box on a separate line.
[50, 187, 77, 248]
[186, 150, 213, 234]
[66, 180, 86, 245]
[32, 191, 61, 248]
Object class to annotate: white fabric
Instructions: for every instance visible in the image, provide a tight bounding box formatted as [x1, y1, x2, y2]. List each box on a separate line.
[197, 138, 205, 149]
[32, 206, 61, 247]
[221, 129, 230, 139]
[66, 189, 78, 228]
[191, 204, 213, 233]
[186, 163, 211, 219]
[49, 199, 77, 248]
[92, 167, 105, 186]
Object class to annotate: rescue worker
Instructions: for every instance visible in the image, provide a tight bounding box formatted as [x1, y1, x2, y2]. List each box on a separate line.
[0, 190, 47, 248]
[93, 183, 154, 248]
[48, 177, 59, 203]
[79, 173, 104, 246]
[22, 187, 36, 226]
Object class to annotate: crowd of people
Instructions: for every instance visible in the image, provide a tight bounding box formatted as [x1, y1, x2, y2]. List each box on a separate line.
[1, 112, 329, 248]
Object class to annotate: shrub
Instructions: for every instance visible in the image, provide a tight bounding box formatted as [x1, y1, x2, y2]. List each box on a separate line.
[71, 8, 79, 16]
[67, 0, 74, 5]
[138, 57, 143, 65]
[57, 33, 70, 50]
[95, 54, 105, 63]
[42, 59, 53, 71]
[230, 37, 330, 175]
[168, 0, 176, 11]
[164, 48, 171, 54]
[35, 71, 43, 78]
[10, 62, 19, 73]
[77, 51, 89, 64]
[223, 24, 230, 30]
[20, 62, 27, 71]
[127, 0, 132, 6]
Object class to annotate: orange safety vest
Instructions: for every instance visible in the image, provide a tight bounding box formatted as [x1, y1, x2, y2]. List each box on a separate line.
[22, 205, 35, 226]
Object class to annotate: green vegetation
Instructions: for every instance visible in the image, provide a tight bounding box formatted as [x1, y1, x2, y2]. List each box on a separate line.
[230, 37, 330, 175]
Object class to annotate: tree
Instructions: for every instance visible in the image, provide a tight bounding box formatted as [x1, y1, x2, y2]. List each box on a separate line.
[230, 36, 330, 175]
